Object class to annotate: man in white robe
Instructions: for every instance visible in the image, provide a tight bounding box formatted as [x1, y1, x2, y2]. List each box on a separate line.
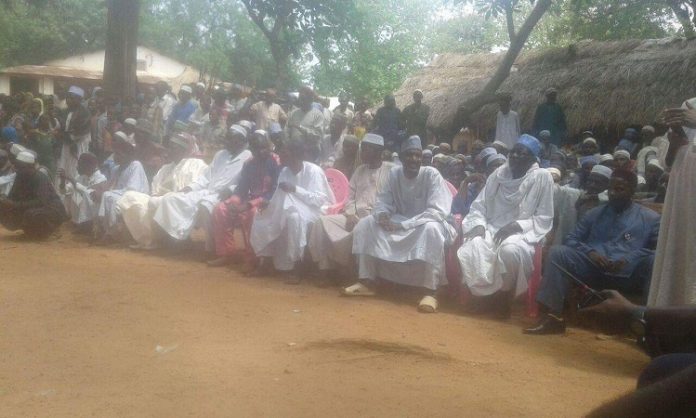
[343, 135, 457, 313]
[309, 133, 392, 277]
[56, 86, 91, 184]
[95, 132, 150, 242]
[60, 152, 106, 228]
[457, 134, 554, 318]
[118, 133, 208, 250]
[153, 125, 252, 251]
[648, 100, 696, 306]
[250, 137, 335, 281]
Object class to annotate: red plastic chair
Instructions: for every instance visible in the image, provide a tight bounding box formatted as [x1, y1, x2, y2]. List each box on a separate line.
[324, 168, 350, 215]
[526, 243, 544, 318]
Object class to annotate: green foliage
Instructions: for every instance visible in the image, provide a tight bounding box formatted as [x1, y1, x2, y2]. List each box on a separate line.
[0, 0, 106, 67]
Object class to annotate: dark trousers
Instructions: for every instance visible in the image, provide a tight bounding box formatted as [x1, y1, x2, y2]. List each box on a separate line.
[0, 206, 64, 239]
[638, 353, 696, 388]
[536, 245, 654, 314]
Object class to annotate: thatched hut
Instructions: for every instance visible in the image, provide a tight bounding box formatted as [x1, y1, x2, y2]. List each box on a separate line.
[394, 37, 696, 148]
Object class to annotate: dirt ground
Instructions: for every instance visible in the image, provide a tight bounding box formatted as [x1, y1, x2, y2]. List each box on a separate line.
[0, 226, 648, 418]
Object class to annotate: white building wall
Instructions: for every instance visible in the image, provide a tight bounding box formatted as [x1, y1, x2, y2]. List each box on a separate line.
[0, 75, 9, 95]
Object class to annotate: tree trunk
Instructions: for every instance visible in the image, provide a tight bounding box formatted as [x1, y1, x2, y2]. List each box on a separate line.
[453, 0, 553, 132]
[103, 0, 140, 103]
[270, 42, 291, 91]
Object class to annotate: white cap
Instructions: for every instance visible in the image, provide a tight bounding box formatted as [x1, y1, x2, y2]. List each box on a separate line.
[170, 134, 190, 149]
[68, 85, 85, 98]
[547, 167, 562, 178]
[124, 118, 137, 126]
[591, 164, 613, 179]
[613, 149, 631, 160]
[647, 159, 664, 171]
[180, 85, 193, 94]
[196, 82, 206, 88]
[362, 133, 384, 147]
[598, 153, 614, 163]
[16, 150, 36, 164]
[10, 143, 27, 156]
[114, 131, 135, 147]
[582, 137, 598, 146]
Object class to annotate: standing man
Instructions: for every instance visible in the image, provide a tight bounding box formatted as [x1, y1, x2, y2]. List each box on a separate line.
[373, 95, 402, 151]
[57, 86, 91, 183]
[286, 86, 325, 162]
[148, 81, 177, 139]
[525, 169, 660, 335]
[457, 135, 554, 317]
[401, 89, 430, 146]
[333, 91, 354, 130]
[533, 87, 567, 146]
[250, 137, 334, 282]
[250, 89, 287, 131]
[343, 136, 456, 313]
[494, 93, 520, 150]
[0, 151, 66, 239]
[647, 101, 696, 306]
[309, 133, 392, 278]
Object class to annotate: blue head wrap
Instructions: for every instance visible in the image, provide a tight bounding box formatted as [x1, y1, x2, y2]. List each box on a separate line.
[517, 134, 542, 158]
[578, 155, 599, 167]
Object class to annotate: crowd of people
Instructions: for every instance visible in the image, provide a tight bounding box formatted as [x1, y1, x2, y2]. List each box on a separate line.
[0, 80, 695, 413]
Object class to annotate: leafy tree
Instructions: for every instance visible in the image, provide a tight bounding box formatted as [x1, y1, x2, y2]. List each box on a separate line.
[239, 0, 357, 90]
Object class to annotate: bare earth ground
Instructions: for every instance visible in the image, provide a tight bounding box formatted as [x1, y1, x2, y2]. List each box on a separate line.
[0, 226, 648, 418]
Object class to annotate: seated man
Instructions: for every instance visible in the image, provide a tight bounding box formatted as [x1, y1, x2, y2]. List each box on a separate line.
[60, 152, 107, 232]
[457, 135, 554, 318]
[119, 133, 208, 250]
[153, 125, 252, 253]
[208, 130, 280, 267]
[343, 136, 456, 313]
[0, 151, 66, 239]
[250, 137, 334, 282]
[95, 132, 150, 243]
[308, 133, 392, 279]
[525, 169, 660, 335]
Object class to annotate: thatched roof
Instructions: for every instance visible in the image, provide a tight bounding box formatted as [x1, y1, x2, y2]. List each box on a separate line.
[395, 37, 696, 142]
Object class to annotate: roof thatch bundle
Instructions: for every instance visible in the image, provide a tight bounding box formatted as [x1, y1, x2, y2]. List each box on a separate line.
[394, 37, 696, 144]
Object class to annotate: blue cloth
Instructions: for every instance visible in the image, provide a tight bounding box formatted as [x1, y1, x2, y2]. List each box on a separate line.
[166, 101, 196, 130]
[232, 155, 281, 203]
[564, 202, 660, 277]
[518, 134, 542, 158]
[1, 127, 18, 143]
[451, 185, 480, 217]
[617, 138, 638, 156]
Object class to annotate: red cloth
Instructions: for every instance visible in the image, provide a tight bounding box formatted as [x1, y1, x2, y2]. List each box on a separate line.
[211, 195, 264, 260]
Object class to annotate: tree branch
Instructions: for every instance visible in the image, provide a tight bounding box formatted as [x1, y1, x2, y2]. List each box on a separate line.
[666, 0, 695, 37]
[240, 0, 273, 40]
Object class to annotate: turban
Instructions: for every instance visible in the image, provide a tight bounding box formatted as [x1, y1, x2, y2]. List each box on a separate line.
[591, 164, 613, 179]
[362, 133, 384, 147]
[401, 135, 422, 152]
[517, 134, 542, 158]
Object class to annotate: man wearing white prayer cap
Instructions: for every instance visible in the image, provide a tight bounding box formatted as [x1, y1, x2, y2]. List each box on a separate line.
[153, 124, 252, 252]
[458, 134, 554, 317]
[56, 84, 92, 186]
[580, 137, 599, 157]
[343, 134, 457, 313]
[250, 136, 334, 281]
[640, 158, 665, 194]
[118, 132, 208, 250]
[599, 153, 615, 168]
[575, 164, 613, 221]
[309, 133, 393, 281]
[0, 150, 66, 238]
[613, 149, 631, 169]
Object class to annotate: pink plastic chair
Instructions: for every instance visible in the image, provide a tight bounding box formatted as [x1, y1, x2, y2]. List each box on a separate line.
[324, 168, 351, 215]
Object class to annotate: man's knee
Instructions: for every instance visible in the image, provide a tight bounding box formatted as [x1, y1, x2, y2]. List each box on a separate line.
[498, 242, 525, 264]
